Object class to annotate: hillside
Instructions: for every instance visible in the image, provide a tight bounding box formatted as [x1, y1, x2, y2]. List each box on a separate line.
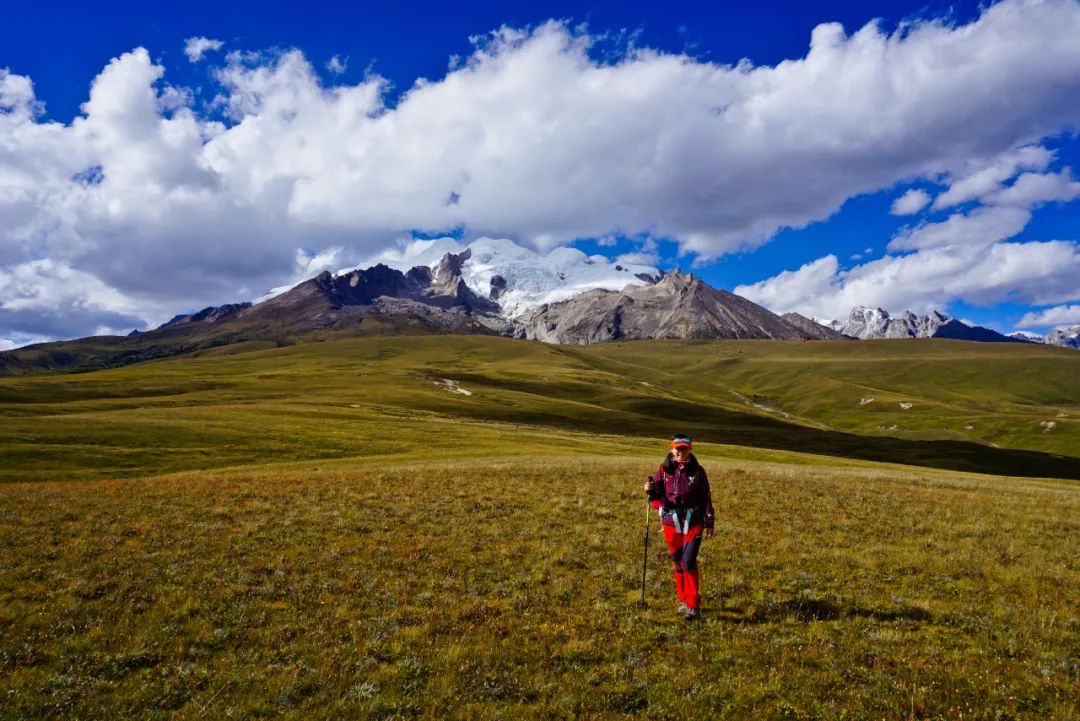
[1, 336, 1076, 484]
[2, 335, 1079, 719]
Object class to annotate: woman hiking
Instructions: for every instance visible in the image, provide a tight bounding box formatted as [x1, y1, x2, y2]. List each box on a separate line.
[644, 434, 715, 620]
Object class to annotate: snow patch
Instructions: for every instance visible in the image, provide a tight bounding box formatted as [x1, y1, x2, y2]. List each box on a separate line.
[859, 397, 875, 406]
[346, 237, 660, 318]
[1039, 420, 1057, 431]
[899, 402, 913, 410]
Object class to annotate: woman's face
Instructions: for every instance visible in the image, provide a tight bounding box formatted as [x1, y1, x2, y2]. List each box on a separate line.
[672, 445, 690, 462]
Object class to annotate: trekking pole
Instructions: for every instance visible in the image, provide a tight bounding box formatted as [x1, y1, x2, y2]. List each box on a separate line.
[641, 476, 652, 606]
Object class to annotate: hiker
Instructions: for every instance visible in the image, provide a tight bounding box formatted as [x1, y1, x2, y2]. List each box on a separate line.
[644, 434, 715, 620]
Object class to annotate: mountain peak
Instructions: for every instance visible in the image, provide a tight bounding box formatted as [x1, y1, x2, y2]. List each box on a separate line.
[332, 237, 662, 319]
[839, 306, 949, 339]
[1046, 325, 1080, 348]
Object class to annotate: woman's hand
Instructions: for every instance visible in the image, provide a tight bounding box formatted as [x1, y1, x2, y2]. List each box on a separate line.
[643, 476, 653, 493]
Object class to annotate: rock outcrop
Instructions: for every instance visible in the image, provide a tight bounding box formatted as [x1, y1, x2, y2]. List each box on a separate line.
[838, 306, 949, 339]
[1046, 326, 1080, 348]
[514, 271, 809, 344]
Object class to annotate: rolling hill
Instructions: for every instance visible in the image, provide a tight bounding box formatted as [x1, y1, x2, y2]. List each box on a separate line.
[1, 335, 1076, 483]
[2, 334, 1079, 719]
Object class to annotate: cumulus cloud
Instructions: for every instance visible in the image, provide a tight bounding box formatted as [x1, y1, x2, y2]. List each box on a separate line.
[736, 240, 1080, 321]
[888, 205, 1032, 252]
[1018, 304, 1080, 329]
[983, 169, 1080, 207]
[932, 145, 1053, 209]
[184, 36, 224, 62]
[890, 189, 931, 215]
[740, 140, 1080, 319]
[4, 0, 1080, 344]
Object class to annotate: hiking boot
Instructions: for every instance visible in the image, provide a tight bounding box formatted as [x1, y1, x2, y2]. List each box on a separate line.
[676, 602, 689, 616]
[684, 607, 701, 621]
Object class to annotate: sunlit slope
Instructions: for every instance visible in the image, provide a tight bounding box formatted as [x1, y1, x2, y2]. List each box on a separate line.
[1, 335, 1077, 483]
[571, 338, 1080, 455]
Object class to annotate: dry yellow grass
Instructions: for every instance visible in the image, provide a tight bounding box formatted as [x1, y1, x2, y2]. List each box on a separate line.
[2, 452, 1077, 719]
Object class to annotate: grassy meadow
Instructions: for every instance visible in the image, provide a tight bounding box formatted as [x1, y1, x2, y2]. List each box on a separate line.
[1, 335, 1079, 719]
[1, 335, 1078, 483]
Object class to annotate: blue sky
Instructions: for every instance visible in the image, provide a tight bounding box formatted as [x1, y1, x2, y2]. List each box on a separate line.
[1, 0, 1079, 347]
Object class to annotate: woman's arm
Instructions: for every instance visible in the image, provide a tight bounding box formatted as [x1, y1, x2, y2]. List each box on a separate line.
[646, 467, 667, 510]
[700, 466, 716, 536]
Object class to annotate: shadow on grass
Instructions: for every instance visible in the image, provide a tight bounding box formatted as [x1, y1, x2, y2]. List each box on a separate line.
[446, 374, 1080, 480]
[717, 597, 934, 625]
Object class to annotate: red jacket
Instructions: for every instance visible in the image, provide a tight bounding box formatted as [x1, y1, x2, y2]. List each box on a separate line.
[647, 453, 715, 529]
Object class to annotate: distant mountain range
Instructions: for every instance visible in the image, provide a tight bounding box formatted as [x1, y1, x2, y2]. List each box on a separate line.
[514, 271, 847, 343]
[1009, 327, 1080, 348]
[1, 240, 1074, 374]
[823, 306, 1033, 344]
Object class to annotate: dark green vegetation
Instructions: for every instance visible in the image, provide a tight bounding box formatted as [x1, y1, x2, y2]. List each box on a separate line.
[1, 336, 1078, 718]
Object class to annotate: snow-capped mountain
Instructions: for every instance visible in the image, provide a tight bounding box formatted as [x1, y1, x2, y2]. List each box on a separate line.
[1046, 326, 1080, 348]
[326, 237, 661, 319]
[835, 306, 949, 339]
[1008, 331, 1044, 343]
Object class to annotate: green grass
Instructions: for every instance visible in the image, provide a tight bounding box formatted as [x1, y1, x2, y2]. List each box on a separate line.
[2, 455, 1077, 719]
[1, 335, 1079, 718]
[0, 336, 1077, 483]
[573, 338, 1080, 456]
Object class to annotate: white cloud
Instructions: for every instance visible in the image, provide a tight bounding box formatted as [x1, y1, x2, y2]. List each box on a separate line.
[0, 334, 49, 351]
[184, 37, 224, 63]
[615, 250, 660, 266]
[983, 169, 1080, 207]
[0, 259, 145, 315]
[932, 145, 1053, 209]
[736, 240, 1080, 321]
[744, 143, 1080, 318]
[4, 1, 1080, 342]
[888, 205, 1032, 252]
[735, 255, 840, 314]
[326, 55, 347, 74]
[890, 188, 931, 215]
[1018, 304, 1080, 329]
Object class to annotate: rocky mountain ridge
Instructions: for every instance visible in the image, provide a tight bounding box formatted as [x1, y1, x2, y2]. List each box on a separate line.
[514, 271, 837, 344]
[3, 247, 1072, 375]
[1010, 326, 1080, 348]
[0, 253, 842, 374]
[827, 306, 950, 339]
[826, 306, 1026, 344]
[1046, 326, 1080, 348]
